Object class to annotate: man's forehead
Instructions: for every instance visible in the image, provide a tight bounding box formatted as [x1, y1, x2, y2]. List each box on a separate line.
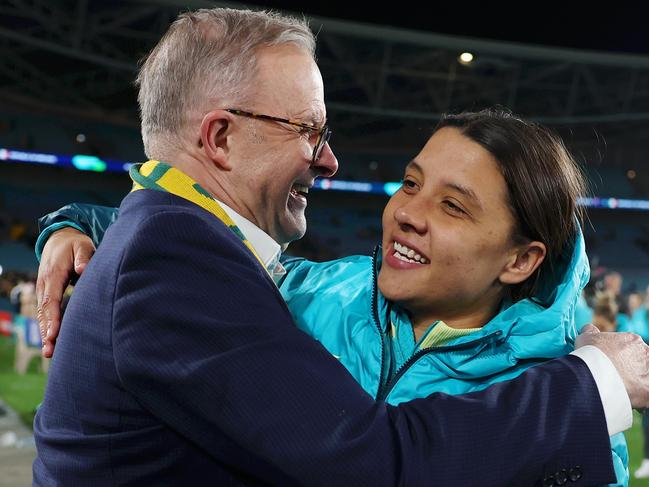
[253, 45, 325, 121]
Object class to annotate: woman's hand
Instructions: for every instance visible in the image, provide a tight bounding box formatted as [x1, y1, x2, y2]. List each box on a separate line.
[36, 227, 95, 358]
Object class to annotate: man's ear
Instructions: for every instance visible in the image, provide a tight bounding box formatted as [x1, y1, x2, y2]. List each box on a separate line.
[199, 109, 234, 171]
[499, 241, 547, 285]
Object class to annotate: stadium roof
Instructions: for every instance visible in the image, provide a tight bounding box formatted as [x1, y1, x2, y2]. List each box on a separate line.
[1, 0, 648, 164]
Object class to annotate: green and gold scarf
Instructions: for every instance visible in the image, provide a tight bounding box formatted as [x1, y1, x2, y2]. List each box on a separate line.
[129, 160, 266, 270]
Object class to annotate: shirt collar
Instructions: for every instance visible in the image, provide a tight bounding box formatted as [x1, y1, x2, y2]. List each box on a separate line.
[216, 200, 283, 272]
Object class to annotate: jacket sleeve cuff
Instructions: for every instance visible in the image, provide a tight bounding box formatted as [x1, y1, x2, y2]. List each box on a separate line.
[35, 221, 85, 262]
[570, 345, 633, 436]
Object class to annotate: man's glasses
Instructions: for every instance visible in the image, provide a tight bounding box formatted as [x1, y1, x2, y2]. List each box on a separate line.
[226, 109, 332, 165]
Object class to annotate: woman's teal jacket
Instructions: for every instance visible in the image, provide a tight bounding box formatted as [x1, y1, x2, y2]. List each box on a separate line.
[279, 235, 627, 486]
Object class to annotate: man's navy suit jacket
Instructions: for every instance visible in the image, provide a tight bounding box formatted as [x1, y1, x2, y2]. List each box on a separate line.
[33, 189, 616, 486]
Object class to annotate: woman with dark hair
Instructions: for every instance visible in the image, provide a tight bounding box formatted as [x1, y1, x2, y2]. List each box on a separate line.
[282, 109, 625, 486]
[35, 108, 628, 485]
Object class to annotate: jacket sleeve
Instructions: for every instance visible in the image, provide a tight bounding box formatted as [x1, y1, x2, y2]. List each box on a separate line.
[35, 203, 119, 260]
[113, 210, 617, 487]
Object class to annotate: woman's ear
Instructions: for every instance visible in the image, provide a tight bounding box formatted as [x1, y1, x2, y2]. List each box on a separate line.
[499, 241, 547, 285]
[199, 109, 234, 171]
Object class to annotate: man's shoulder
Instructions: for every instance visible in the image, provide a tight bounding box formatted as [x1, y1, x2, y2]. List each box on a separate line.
[279, 253, 373, 298]
[112, 190, 235, 241]
[281, 253, 372, 280]
[115, 190, 262, 269]
[90, 190, 246, 274]
[119, 190, 223, 224]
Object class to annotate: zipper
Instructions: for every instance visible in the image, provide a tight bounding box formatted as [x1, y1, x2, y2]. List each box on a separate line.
[370, 246, 387, 399]
[376, 329, 504, 401]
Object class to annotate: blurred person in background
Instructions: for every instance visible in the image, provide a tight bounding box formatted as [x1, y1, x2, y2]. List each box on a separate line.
[38, 109, 633, 485]
[9, 275, 25, 313]
[19, 279, 37, 319]
[621, 285, 649, 341]
[592, 291, 618, 333]
[636, 413, 649, 480]
[9, 274, 36, 316]
[603, 270, 630, 322]
[628, 292, 643, 318]
[627, 285, 649, 479]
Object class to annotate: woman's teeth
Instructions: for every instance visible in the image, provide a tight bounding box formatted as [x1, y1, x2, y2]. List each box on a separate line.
[393, 241, 428, 264]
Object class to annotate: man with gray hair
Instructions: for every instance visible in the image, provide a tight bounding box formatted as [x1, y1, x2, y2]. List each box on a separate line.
[33, 7, 648, 486]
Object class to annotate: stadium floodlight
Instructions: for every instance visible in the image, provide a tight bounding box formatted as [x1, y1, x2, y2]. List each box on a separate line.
[458, 52, 474, 64]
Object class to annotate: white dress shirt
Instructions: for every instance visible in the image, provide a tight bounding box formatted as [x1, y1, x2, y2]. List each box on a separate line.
[218, 201, 285, 282]
[571, 346, 632, 435]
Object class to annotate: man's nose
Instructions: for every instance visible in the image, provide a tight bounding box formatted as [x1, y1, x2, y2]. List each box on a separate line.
[313, 142, 338, 178]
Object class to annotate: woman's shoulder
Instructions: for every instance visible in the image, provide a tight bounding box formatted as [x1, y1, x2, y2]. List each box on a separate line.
[279, 253, 374, 296]
[281, 253, 373, 273]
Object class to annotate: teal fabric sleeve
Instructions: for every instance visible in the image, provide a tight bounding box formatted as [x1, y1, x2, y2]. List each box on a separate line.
[35, 204, 119, 261]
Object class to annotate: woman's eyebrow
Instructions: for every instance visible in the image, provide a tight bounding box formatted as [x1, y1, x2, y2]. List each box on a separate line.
[404, 161, 483, 211]
[443, 181, 484, 211]
[404, 160, 423, 173]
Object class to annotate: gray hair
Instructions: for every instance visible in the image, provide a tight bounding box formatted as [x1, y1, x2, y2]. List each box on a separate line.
[136, 8, 316, 156]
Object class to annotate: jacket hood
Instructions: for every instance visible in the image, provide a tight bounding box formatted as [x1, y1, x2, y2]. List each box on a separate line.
[376, 226, 590, 377]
